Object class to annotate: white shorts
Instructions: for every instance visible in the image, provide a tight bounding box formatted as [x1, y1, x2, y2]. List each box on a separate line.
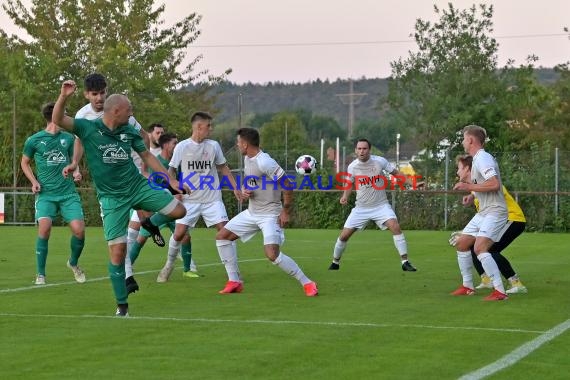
[177, 200, 228, 228]
[225, 209, 285, 245]
[344, 203, 397, 230]
[462, 213, 508, 242]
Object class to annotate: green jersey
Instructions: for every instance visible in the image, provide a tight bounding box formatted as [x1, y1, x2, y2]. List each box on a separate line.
[22, 130, 76, 199]
[72, 118, 147, 198]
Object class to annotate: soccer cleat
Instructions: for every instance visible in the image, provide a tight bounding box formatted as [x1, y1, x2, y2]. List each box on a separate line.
[475, 274, 492, 289]
[506, 280, 528, 294]
[402, 261, 417, 272]
[140, 218, 165, 247]
[67, 260, 86, 283]
[125, 276, 139, 294]
[328, 262, 340, 270]
[303, 281, 319, 297]
[182, 270, 200, 278]
[218, 280, 243, 294]
[115, 303, 129, 317]
[34, 274, 46, 285]
[156, 265, 174, 283]
[484, 289, 509, 301]
[451, 285, 475, 296]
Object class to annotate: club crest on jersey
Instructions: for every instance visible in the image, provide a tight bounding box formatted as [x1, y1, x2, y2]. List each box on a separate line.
[60, 139, 67, 147]
[120, 134, 128, 142]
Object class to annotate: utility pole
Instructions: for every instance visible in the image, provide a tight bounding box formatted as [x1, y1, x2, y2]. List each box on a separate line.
[336, 79, 367, 138]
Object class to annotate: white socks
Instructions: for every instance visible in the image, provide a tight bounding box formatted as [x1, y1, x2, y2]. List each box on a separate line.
[333, 238, 346, 263]
[478, 252, 506, 293]
[216, 239, 240, 282]
[393, 234, 408, 257]
[125, 227, 139, 277]
[457, 251, 474, 289]
[166, 236, 181, 267]
[273, 252, 311, 285]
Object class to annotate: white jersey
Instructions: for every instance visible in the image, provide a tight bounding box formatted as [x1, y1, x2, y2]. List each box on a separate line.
[471, 149, 508, 217]
[150, 146, 162, 156]
[75, 103, 144, 172]
[170, 138, 226, 203]
[244, 150, 285, 216]
[347, 155, 395, 208]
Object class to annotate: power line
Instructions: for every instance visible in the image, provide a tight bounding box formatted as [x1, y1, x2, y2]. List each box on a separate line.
[192, 33, 568, 48]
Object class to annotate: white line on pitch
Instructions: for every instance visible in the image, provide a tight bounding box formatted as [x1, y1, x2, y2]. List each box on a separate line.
[458, 318, 570, 380]
[0, 258, 271, 294]
[0, 312, 547, 334]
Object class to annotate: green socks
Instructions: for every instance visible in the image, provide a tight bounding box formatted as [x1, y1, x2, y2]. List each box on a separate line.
[35, 237, 48, 275]
[181, 242, 192, 272]
[108, 262, 128, 304]
[69, 235, 85, 266]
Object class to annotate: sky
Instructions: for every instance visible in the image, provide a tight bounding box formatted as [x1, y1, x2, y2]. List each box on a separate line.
[1, 0, 569, 84]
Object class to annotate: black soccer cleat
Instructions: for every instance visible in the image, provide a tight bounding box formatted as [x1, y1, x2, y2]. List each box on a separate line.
[328, 262, 340, 270]
[402, 261, 417, 272]
[115, 303, 129, 317]
[141, 218, 165, 247]
[126, 276, 139, 295]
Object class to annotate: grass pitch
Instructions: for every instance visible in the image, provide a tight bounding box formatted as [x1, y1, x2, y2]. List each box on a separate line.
[0, 227, 568, 379]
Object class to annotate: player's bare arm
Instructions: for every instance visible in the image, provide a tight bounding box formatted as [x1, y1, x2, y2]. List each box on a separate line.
[454, 175, 500, 192]
[20, 155, 41, 193]
[53, 80, 77, 131]
[218, 163, 242, 201]
[279, 177, 294, 227]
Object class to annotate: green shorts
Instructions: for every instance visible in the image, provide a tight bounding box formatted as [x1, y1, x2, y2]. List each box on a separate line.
[99, 183, 175, 241]
[35, 193, 84, 222]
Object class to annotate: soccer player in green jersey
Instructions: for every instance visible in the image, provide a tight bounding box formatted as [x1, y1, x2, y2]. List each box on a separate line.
[129, 132, 193, 281]
[53, 80, 186, 316]
[21, 102, 86, 285]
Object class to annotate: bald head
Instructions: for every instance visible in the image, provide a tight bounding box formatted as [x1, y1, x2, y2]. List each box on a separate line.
[104, 94, 130, 112]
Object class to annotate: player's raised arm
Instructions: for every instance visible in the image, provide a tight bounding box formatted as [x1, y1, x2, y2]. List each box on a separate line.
[53, 80, 77, 131]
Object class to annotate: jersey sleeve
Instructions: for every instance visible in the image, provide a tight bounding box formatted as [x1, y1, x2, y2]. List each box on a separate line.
[72, 118, 89, 139]
[213, 141, 227, 166]
[131, 127, 146, 153]
[22, 136, 35, 158]
[169, 142, 183, 170]
[476, 153, 498, 181]
[346, 162, 356, 183]
[259, 154, 285, 180]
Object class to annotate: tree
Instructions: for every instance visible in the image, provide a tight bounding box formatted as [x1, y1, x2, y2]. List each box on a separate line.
[387, 3, 509, 151]
[1, 0, 227, 132]
[259, 112, 309, 169]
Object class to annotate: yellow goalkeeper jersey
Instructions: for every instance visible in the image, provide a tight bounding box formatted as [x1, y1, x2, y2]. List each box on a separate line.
[474, 186, 526, 222]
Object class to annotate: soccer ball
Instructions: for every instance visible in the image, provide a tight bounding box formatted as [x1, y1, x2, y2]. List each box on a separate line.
[295, 154, 317, 175]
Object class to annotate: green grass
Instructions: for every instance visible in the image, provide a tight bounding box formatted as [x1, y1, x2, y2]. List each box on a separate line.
[1, 227, 568, 379]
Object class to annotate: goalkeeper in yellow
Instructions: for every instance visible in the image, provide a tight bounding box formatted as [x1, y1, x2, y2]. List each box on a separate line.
[451, 155, 527, 294]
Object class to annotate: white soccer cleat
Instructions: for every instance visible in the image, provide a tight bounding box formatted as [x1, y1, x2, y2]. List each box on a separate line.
[506, 280, 528, 294]
[156, 265, 174, 283]
[34, 274, 46, 285]
[67, 260, 86, 283]
[475, 274, 493, 289]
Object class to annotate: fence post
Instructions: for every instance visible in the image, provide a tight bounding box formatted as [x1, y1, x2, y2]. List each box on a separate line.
[444, 148, 449, 229]
[555, 147, 559, 217]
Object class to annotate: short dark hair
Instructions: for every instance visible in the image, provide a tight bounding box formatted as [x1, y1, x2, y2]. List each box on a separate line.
[355, 138, 371, 149]
[190, 111, 213, 123]
[237, 127, 259, 147]
[148, 123, 165, 133]
[158, 132, 177, 148]
[41, 102, 55, 122]
[84, 73, 107, 92]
